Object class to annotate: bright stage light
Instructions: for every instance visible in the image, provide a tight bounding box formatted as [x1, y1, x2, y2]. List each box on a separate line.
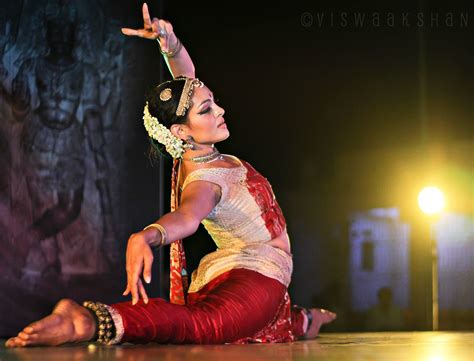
[418, 186, 445, 215]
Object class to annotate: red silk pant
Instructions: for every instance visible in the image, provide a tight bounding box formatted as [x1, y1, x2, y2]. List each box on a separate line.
[111, 269, 306, 344]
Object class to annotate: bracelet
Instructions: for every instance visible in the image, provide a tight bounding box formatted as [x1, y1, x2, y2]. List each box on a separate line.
[83, 301, 116, 345]
[143, 223, 167, 248]
[158, 36, 183, 58]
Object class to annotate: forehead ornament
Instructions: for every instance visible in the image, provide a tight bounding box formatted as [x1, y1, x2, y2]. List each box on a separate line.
[176, 78, 204, 117]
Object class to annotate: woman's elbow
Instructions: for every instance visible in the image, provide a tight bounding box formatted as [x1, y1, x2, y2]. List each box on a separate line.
[188, 219, 201, 235]
[179, 213, 201, 236]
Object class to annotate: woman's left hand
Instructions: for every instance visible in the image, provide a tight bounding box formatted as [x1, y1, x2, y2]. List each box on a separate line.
[122, 229, 156, 305]
[121, 2, 174, 52]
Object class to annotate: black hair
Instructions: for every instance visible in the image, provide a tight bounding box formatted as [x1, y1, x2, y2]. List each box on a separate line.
[145, 76, 190, 161]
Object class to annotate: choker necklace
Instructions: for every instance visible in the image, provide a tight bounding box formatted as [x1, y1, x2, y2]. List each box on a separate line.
[183, 147, 224, 163]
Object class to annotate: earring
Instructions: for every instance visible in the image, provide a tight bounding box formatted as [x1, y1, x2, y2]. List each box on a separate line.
[183, 135, 195, 150]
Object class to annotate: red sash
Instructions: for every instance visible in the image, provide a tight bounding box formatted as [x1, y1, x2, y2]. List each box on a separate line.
[169, 159, 188, 305]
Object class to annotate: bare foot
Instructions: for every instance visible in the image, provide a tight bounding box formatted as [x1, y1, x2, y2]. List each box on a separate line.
[303, 308, 337, 339]
[5, 299, 96, 347]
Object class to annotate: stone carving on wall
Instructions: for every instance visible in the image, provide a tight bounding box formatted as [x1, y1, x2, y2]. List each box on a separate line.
[0, 0, 126, 291]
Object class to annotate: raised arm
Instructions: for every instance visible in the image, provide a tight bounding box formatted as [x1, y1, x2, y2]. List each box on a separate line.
[121, 2, 195, 78]
[123, 180, 221, 305]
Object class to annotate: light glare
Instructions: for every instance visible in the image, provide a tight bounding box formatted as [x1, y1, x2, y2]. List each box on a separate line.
[418, 186, 445, 215]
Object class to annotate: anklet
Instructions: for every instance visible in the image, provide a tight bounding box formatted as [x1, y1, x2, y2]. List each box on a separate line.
[83, 301, 116, 345]
[303, 308, 313, 333]
[293, 305, 313, 336]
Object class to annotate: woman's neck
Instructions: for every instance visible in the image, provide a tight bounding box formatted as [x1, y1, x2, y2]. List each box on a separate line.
[181, 144, 216, 162]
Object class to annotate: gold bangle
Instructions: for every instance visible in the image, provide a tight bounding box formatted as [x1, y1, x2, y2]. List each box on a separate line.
[143, 223, 167, 248]
[159, 37, 183, 58]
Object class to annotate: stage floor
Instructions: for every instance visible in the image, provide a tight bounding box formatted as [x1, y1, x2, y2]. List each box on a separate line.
[1, 332, 473, 361]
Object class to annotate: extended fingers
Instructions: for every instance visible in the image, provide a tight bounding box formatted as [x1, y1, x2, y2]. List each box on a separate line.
[137, 279, 149, 304]
[125, 263, 133, 298]
[130, 258, 144, 305]
[121, 28, 139, 36]
[124, 250, 132, 295]
[123, 284, 130, 296]
[121, 3, 169, 40]
[142, 3, 153, 29]
[124, 235, 152, 304]
[142, 249, 153, 284]
[130, 281, 138, 305]
[121, 28, 154, 39]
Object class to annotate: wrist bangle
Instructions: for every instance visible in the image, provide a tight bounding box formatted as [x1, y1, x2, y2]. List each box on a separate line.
[158, 37, 183, 58]
[143, 223, 167, 247]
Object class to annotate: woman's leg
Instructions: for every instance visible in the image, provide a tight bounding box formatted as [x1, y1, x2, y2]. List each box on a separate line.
[112, 268, 287, 344]
[5, 269, 286, 347]
[5, 270, 335, 347]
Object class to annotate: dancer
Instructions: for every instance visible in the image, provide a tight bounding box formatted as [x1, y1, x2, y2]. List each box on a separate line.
[6, 3, 335, 347]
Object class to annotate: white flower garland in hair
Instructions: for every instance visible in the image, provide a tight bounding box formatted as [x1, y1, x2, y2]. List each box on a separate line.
[143, 102, 185, 159]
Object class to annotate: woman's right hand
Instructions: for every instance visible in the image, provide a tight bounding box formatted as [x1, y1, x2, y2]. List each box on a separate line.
[123, 228, 157, 305]
[121, 2, 175, 52]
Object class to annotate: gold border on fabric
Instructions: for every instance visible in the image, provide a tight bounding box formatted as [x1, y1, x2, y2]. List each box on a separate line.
[104, 305, 124, 345]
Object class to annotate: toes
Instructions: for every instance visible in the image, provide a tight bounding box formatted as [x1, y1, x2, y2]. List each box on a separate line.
[14, 337, 26, 347]
[17, 339, 28, 347]
[6, 337, 23, 348]
[24, 326, 34, 334]
[5, 338, 15, 347]
[9, 337, 20, 347]
[18, 331, 30, 340]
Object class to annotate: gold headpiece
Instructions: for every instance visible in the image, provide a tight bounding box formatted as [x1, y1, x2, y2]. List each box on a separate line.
[176, 78, 204, 117]
[142, 78, 204, 158]
[160, 88, 172, 101]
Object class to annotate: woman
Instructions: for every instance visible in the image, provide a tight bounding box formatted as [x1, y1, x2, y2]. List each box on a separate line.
[6, 3, 335, 347]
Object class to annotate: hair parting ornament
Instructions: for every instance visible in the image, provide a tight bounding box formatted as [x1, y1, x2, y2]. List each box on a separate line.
[176, 78, 204, 116]
[143, 77, 204, 159]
